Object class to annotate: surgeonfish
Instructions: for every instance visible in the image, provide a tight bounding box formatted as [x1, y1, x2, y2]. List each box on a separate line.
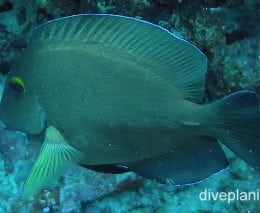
[0, 14, 259, 198]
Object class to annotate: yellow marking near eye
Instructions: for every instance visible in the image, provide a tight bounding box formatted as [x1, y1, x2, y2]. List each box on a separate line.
[10, 76, 26, 91]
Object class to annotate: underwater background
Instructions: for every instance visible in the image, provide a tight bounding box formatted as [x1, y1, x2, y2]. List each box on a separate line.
[0, 0, 259, 212]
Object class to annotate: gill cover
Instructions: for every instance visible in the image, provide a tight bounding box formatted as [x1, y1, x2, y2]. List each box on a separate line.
[0, 75, 46, 135]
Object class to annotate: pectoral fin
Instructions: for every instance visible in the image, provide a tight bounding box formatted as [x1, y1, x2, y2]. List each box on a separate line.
[22, 126, 84, 199]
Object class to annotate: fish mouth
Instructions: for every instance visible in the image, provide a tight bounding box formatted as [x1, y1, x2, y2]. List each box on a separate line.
[0, 102, 5, 129]
[0, 120, 6, 129]
[0, 76, 5, 103]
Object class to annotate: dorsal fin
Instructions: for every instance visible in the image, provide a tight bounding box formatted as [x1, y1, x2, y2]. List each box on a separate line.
[31, 14, 207, 103]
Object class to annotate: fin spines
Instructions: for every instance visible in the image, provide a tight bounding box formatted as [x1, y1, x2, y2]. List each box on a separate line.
[143, 40, 169, 60]
[22, 127, 84, 199]
[152, 44, 174, 64]
[120, 24, 142, 50]
[86, 16, 108, 41]
[104, 21, 125, 44]
[32, 14, 206, 103]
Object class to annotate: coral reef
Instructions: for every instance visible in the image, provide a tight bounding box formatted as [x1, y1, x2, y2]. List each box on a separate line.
[0, 0, 259, 212]
[0, 130, 259, 212]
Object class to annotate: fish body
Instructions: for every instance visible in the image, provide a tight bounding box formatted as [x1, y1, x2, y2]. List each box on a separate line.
[13, 45, 207, 164]
[0, 14, 259, 198]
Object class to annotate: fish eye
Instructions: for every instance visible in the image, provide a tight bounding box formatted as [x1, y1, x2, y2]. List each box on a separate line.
[8, 76, 26, 95]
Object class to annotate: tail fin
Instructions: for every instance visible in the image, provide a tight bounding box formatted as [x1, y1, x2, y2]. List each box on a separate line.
[213, 90, 260, 170]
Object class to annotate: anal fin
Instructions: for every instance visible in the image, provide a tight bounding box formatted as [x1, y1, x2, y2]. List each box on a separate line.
[128, 135, 229, 185]
[22, 126, 84, 199]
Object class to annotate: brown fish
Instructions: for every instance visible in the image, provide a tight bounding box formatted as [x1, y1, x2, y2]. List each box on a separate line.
[0, 14, 259, 198]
